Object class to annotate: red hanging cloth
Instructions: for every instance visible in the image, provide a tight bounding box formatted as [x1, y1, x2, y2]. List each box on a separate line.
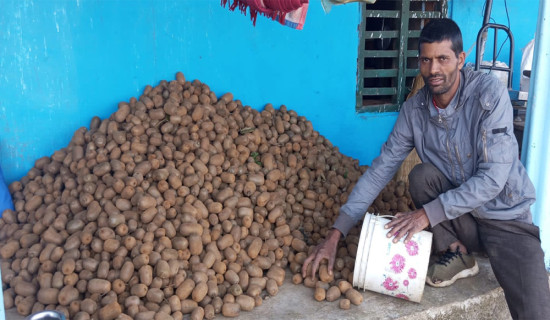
[221, 0, 309, 27]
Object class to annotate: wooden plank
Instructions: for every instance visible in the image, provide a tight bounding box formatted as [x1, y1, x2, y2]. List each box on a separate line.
[441, 0, 449, 17]
[409, 11, 442, 19]
[408, 30, 421, 38]
[363, 30, 399, 39]
[396, 0, 411, 109]
[361, 87, 397, 96]
[362, 50, 399, 58]
[364, 69, 398, 78]
[407, 50, 419, 57]
[364, 10, 400, 19]
[357, 103, 400, 113]
[405, 69, 420, 77]
[356, 4, 368, 111]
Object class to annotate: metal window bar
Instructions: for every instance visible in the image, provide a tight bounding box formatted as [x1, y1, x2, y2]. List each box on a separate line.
[357, 0, 448, 113]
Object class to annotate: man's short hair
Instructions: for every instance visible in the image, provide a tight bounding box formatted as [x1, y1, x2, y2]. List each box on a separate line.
[418, 18, 463, 57]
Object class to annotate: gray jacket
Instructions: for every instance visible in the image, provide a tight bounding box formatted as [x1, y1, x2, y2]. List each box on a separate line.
[334, 68, 535, 237]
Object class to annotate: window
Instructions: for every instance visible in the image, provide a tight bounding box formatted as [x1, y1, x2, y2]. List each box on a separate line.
[356, 0, 448, 113]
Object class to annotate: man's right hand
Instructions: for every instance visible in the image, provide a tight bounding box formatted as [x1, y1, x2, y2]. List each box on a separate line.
[301, 228, 342, 280]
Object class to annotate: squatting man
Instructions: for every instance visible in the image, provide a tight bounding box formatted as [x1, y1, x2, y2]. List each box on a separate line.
[302, 18, 550, 320]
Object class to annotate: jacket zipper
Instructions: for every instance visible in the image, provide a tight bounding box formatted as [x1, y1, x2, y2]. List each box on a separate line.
[482, 130, 488, 162]
[454, 144, 466, 183]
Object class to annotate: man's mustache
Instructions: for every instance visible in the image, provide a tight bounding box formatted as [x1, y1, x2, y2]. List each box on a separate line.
[428, 75, 445, 80]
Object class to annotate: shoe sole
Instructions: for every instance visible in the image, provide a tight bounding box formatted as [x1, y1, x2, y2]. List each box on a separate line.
[426, 260, 480, 288]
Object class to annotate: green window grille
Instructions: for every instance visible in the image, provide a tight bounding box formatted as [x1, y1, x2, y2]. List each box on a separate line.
[356, 0, 448, 113]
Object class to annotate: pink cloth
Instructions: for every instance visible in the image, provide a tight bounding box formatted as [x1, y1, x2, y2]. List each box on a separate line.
[221, 0, 309, 29]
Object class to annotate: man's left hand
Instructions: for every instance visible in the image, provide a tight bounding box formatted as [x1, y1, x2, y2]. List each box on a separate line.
[384, 208, 430, 243]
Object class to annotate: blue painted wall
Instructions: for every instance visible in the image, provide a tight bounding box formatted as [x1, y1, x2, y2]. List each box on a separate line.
[0, 0, 397, 184]
[0, 0, 539, 185]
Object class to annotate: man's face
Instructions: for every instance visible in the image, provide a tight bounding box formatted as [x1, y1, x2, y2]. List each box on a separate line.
[419, 40, 465, 97]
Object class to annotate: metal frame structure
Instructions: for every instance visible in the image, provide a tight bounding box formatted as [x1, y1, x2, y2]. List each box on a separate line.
[474, 0, 514, 89]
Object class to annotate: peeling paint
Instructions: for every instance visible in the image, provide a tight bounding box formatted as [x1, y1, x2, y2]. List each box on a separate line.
[43, 36, 48, 57]
[54, 11, 60, 32]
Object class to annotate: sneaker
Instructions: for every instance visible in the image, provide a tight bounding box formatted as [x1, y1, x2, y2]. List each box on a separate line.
[426, 248, 479, 287]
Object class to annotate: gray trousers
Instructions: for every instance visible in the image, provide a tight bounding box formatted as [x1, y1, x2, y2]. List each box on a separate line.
[409, 163, 550, 320]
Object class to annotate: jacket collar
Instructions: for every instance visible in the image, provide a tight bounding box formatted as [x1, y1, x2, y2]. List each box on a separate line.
[418, 68, 475, 120]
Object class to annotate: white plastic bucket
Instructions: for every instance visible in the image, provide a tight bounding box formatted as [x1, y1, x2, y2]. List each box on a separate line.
[353, 213, 433, 302]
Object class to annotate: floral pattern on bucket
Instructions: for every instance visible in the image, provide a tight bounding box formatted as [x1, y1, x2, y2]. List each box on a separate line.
[396, 293, 410, 300]
[408, 268, 417, 279]
[382, 277, 399, 291]
[390, 254, 406, 274]
[374, 241, 426, 300]
[406, 240, 419, 256]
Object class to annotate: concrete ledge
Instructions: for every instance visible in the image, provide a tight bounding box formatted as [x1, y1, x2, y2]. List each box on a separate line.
[222, 255, 511, 320]
[399, 287, 510, 320]
[6, 256, 513, 320]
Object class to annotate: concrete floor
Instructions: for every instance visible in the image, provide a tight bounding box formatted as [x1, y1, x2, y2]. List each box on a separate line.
[222, 255, 511, 320]
[6, 255, 512, 320]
